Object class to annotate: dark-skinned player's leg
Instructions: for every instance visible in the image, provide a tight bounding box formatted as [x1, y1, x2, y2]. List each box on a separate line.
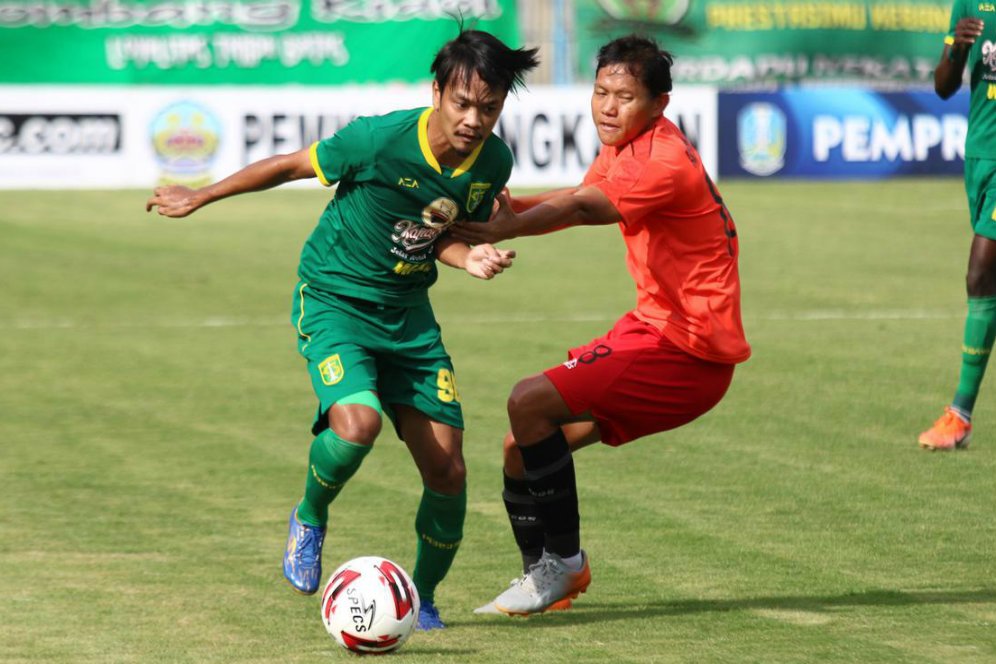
[920, 234, 996, 450]
[499, 419, 599, 576]
[486, 374, 594, 615]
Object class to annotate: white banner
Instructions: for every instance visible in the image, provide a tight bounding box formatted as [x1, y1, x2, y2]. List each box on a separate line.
[0, 84, 717, 190]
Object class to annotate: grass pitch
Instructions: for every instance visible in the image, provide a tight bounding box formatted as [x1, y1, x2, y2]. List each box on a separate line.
[1, 180, 994, 663]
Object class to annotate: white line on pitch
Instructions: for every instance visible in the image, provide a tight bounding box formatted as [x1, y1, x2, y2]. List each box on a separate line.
[0, 309, 964, 331]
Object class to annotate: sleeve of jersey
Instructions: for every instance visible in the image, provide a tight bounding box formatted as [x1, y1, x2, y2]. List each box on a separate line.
[587, 153, 675, 225]
[309, 118, 374, 187]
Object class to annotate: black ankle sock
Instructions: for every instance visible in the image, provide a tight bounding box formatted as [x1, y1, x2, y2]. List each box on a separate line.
[518, 429, 580, 558]
[502, 473, 544, 573]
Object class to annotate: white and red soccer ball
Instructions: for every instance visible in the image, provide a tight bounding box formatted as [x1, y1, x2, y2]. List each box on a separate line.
[320, 556, 420, 655]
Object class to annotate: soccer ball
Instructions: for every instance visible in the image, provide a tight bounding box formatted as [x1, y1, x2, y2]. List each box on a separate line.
[320, 556, 420, 655]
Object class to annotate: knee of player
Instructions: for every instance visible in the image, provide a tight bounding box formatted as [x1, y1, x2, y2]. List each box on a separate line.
[327, 403, 383, 445]
[965, 265, 996, 296]
[422, 457, 466, 494]
[506, 376, 548, 421]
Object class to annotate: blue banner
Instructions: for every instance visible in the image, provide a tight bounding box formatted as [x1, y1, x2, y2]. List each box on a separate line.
[718, 89, 970, 178]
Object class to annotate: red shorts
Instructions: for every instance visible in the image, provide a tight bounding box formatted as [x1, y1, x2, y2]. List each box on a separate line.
[544, 312, 735, 447]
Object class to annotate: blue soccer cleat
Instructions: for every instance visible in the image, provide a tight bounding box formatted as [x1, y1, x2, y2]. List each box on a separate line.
[282, 506, 326, 595]
[416, 600, 446, 630]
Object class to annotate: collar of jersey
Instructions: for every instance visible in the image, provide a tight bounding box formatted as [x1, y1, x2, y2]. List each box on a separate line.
[418, 107, 484, 178]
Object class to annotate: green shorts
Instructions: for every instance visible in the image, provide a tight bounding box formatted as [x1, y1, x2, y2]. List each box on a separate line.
[964, 157, 996, 240]
[291, 281, 463, 436]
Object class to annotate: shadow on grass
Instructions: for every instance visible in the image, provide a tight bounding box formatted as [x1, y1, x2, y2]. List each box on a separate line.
[465, 587, 996, 628]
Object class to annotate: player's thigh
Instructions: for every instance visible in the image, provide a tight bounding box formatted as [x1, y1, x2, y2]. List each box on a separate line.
[376, 307, 464, 434]
[394, 404, 465, 494]
[965, 158, 996, 241]
[303, 343, 379, 434]
[294, 293, 384, 433]
[547, 335, 734, 447]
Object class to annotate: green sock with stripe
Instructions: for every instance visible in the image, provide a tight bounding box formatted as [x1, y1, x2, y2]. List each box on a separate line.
[412, 485, 466, 605]
[952, 295, 996, 417]
[296, 429, 371, 527]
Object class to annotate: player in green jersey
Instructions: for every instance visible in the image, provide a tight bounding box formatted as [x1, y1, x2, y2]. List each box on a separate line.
[146, 29, 538, 629]
[920, 5, 996, 451]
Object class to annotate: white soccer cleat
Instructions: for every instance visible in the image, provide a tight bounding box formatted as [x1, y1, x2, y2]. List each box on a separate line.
[491, 551, 590, 616]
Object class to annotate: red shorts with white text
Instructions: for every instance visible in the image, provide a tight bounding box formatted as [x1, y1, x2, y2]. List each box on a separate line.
[544, 312, 736, 447]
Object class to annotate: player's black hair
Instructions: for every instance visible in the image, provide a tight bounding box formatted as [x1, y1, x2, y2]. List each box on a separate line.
[431, 29, 539, 97]
[596, 34, 674, 97]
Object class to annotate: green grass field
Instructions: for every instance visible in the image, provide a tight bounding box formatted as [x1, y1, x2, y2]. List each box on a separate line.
[1, 180, 994, 663]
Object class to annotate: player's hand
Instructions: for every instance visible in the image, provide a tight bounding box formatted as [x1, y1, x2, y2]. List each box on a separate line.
[464, 243, 516, 280]
[451, 192, 519, 245]
[145, 185, 203, 218]
[953, 18, 984, 48]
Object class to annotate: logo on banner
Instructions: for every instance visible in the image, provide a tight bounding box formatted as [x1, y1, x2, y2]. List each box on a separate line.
[0, 114, 120, 155]
[150, 101, 221, 187]
[597, 0, 689, 24]
[737, 102, 786, 176]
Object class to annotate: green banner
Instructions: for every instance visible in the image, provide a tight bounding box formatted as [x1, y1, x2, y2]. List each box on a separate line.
[0, 0, 518, 85]
[576, 0, 950, 84]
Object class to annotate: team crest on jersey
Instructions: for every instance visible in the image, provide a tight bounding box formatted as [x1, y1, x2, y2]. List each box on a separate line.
[318, 354, 345, 386]
[466, 182, 491, 213]
[421, 197, 459, 230]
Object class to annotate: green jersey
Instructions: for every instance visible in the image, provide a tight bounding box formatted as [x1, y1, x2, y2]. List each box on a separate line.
[299, 107, 513, 307]
[947, 0, 996, 158]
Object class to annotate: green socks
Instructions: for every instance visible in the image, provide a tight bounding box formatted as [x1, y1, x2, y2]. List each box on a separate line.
[296, 429, 371, 527]
[952, 295, 996, 416]
[412, 485, 466, 604]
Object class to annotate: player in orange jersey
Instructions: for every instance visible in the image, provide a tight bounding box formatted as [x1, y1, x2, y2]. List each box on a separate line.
[453, 34, 751, 616]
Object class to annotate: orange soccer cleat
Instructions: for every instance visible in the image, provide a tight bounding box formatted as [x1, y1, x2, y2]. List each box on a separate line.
[918, 407, 972, 451]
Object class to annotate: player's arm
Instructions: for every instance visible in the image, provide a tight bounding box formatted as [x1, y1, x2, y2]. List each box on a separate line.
[936, 17, 983, 99]
[451, 186, 621, 245]
[146, 148, 316, 218]
[435, 235, 516, 280]
[507, 186, 581, 212]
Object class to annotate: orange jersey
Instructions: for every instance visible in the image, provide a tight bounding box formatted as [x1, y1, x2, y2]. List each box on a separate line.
[583, 116, 750, 364]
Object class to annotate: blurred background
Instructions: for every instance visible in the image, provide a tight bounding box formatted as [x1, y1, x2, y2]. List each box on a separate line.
[0, 0, 966, 189]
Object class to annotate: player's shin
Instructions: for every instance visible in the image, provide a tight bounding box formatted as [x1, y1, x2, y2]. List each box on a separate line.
[297, 429, 372, 526]
[412, 484, 466, 604]
[502, 473, 545, 572]
[518, 430, 580, 559]
[953, 295, 996, 416]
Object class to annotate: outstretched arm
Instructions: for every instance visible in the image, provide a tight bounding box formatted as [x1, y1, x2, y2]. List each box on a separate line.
[936, 18, 983, 99]
[451, 186, 622, 245]
[506, 186, 580, 212]
[146, 148, 316, 217]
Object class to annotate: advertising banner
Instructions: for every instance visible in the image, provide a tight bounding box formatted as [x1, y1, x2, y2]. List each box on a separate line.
[717, 88, 969, 178]
[0, 0, 517, 85]
[0, 84, 718, 189]
[575, 0, 951, 85]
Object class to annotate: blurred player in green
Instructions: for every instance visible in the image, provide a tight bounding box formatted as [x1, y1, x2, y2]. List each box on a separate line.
[920, 5, 996, 450]
[146, 29, 538, 628]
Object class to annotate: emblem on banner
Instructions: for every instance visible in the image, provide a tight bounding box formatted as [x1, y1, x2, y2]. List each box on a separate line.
[597, 0, 689, 25]
[150, 100, 221, 187]
[737, 102, 786, 177]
